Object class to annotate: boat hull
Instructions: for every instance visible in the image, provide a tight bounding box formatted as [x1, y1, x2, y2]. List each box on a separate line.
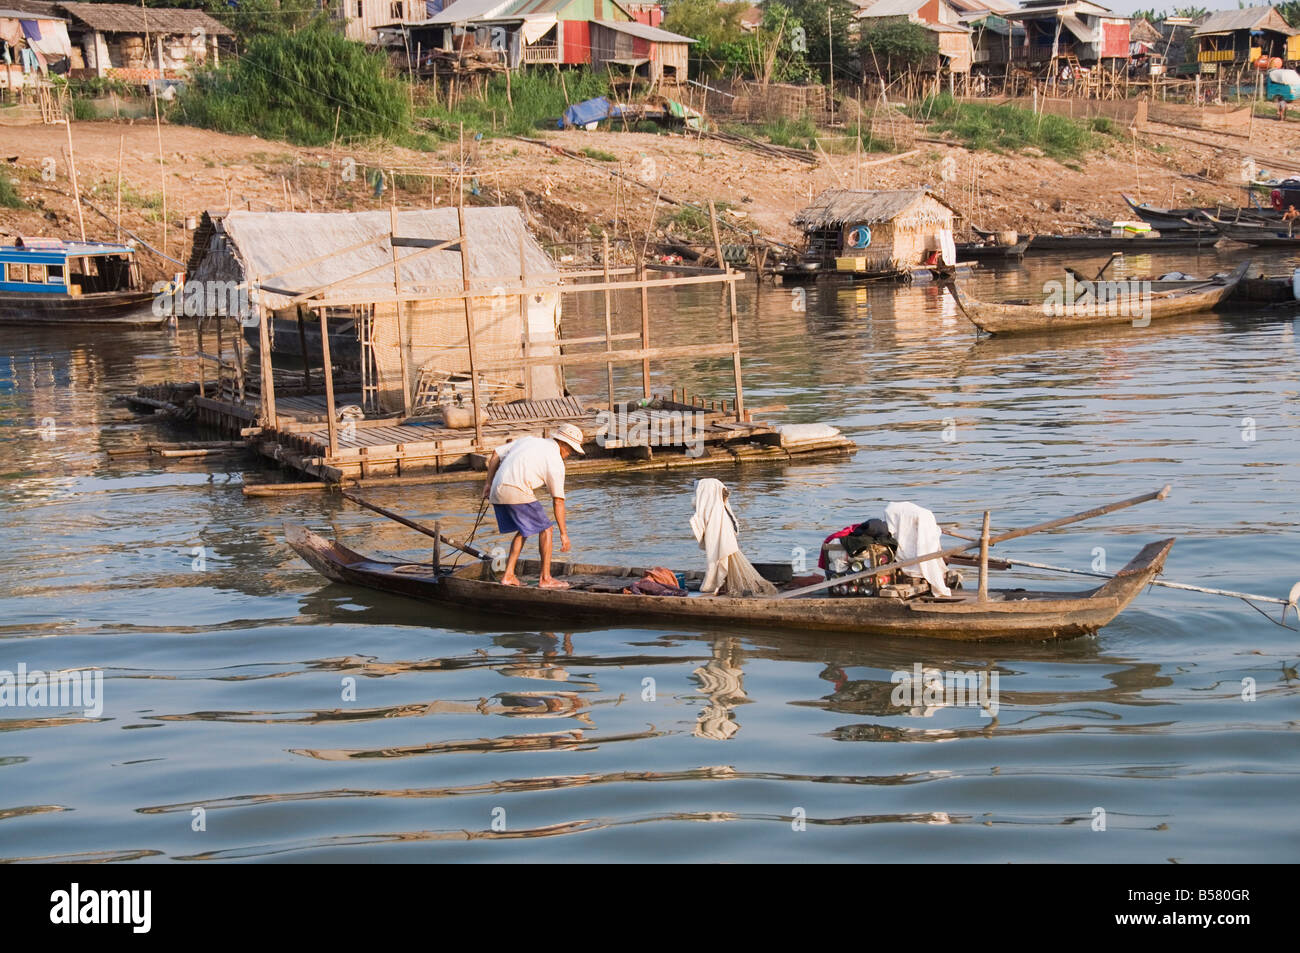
[285, 524, 1174, 643]
[0, 290, 157, 325]
[951, 262, 1250, 335]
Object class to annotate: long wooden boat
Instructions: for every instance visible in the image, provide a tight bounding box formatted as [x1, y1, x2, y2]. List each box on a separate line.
[1120, 194, 1279, 232]
[1027, 232, 1217, 253]
[285, 524, 1174, 642]
[0, 237, 156, 325]
[951, 260, 1250, 335]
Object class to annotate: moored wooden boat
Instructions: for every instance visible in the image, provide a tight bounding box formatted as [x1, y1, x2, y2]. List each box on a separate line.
[955, 237, 1031, 261]
[0, 237, 156, 325]
[285, 524, 1174, 642]
[950, 260, 1250, 335]
[1205, 215, 1300, 247]
[1027, 232, 1217, 252]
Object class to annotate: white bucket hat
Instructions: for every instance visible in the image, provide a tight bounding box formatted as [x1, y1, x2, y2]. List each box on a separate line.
[551, 422, 585, 455]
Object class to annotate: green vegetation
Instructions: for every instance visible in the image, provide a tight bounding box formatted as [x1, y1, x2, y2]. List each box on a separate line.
[914, 92, 1102, 161]
[417, 69, 609, 141]
[859, 20, 934, 73]
[0, 175, 25, 209]
[582, 147, 618, 162]
[663, 0, 810, 81]
[174, 26, 411, 146]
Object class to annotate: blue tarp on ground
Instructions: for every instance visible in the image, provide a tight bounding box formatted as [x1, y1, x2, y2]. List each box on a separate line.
[559, 96, 612, 129]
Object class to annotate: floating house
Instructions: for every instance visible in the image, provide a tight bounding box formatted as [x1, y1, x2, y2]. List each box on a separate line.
[1191, 6, 1299, 74]
[1005, 0, 1131, 68]
[186, 207, 565, 416]
[793, 189, 959, 274]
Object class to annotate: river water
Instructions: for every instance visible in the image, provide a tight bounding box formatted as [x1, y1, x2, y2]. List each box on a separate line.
[2, 247, 1297, 863]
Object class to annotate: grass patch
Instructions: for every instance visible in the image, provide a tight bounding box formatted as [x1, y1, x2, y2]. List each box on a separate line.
[912, 92, 1098, 160]
[0, 175, 25, 209]
[582, 147, 618, 162]
[417, 69, 610, 141]
[756, 115, 818, 150]
[662, 205, 710, 234]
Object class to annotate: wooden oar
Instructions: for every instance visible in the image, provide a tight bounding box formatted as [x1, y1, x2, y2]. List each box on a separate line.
[341, 490, 490, 561]
[772, 484, 1171, 601]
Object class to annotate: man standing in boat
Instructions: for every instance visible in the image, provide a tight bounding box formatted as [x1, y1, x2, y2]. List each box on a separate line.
[481, 423, 584, 589]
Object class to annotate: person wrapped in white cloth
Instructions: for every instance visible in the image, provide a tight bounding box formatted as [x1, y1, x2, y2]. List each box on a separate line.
[689, 479, 776, 596]
[883, 501, 951, 597]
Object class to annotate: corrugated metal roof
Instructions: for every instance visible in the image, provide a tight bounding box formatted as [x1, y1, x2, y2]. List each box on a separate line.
[792, 189, 957, 228]
[202, 208, 558, 306]
[592, 19, 695, 43]
[423, 0, 516, 24]
[57, 3, 233, 35]
[1192, 6, 1297, 38]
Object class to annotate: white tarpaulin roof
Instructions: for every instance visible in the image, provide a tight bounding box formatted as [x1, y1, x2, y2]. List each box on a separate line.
[519, 13, 555, 44]
[208, 207, 559, 306]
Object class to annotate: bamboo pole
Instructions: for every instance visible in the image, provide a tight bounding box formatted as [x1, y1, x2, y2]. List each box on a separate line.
[319, 305, 338, 459]
[519, 229, 532, 400]
[774, 485, 1173, 601]
[390, 199, 412, 417]
[977, 510, 990, 601]
[602, 231, 614, 409]
[63, 119, 85, 242]
[114, 134, 124, 243]
[254, 278, 276, 426]
[638, 262, 651, 398]
[456, 204, 483, 448]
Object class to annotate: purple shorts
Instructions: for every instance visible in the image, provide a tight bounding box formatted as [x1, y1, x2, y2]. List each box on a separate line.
[493, 501, 553, 538]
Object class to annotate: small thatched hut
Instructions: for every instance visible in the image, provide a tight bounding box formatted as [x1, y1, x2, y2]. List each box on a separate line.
[187, 207, 564, 414]
[792, 188, 959, 272]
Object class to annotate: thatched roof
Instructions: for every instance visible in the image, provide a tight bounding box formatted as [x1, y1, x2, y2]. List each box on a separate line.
[57, 3, 234, 35]
[793, 189, 958, 229]
[1192, 6, 1297, 38]
[1128, 17, 1162, 44]
[193, 207, 558, 308]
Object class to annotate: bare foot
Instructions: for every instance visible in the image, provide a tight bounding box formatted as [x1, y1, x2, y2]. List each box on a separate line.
[500, 574, 523, 587]
[538, 577, 571, 590]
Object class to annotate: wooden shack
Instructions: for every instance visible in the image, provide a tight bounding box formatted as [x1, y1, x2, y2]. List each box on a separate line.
[1192, 6, 1298, 75]
[793, 189, 958, 274]
[589, 19, 694, 85]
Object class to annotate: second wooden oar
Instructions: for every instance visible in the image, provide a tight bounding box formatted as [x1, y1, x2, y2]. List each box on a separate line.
[341, 490, 490, 561]
[772, 484, 1171, 601]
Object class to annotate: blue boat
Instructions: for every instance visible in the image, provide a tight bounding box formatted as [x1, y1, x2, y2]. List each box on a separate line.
[0, 237, 156, 325]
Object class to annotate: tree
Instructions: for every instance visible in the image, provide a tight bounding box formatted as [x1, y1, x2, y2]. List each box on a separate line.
[859, 20, 934, 75]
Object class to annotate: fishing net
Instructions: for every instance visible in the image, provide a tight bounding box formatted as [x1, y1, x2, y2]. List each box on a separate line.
[721, 551, 777, 597]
